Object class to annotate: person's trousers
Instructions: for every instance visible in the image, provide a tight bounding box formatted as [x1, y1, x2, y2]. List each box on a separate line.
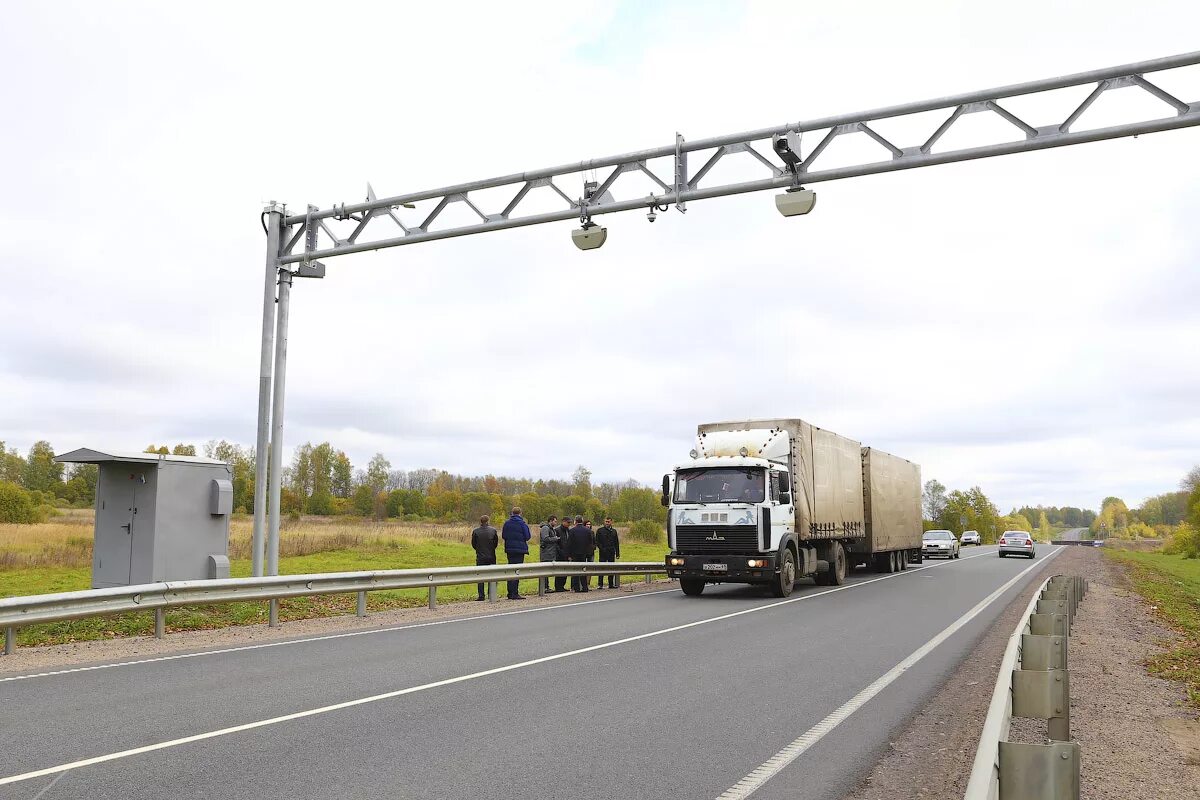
[554, 558, 569, 592]
[506, 552, 525, 598]
[571, 554, 592, 592]
[596, 550, 617, 587]
[476, 556, 496, 598]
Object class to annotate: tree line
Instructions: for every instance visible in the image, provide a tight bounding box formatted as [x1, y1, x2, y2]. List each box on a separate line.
[0, 438, 667, 527]
[1090, 465, 1200, 554]
[920, 479, 1061, 543]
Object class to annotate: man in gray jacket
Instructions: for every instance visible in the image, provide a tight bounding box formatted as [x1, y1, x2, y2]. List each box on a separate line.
[539, 515, 560, 594]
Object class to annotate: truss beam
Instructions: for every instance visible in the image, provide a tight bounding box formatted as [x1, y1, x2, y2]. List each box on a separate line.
[277, 51, 1200, 265]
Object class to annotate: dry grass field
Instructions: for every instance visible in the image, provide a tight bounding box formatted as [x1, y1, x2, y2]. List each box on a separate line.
[0, 512, 669, 647]
[0, 511, 480, 571]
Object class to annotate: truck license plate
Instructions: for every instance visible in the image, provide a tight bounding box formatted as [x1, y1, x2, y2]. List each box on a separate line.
[702, 563, 727, 571]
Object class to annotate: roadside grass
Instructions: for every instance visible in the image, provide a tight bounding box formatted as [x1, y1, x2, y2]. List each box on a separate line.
[1105, 550, 1200, 707]
[0, 524, 669, 648]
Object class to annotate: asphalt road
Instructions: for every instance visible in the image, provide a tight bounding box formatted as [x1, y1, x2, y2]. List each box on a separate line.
[0, 544, 1060, 800]
[1060, 527, 1088, 541]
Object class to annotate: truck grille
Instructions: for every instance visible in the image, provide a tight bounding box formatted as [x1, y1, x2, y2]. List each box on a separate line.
[675, 525, 760, 554]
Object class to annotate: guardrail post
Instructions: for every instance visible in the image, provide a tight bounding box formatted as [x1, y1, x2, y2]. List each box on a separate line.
[1030, 613, 1069, 637]
[488, 581, 497, 603]
[998, 741, 1080, 799]
[1012, 668, 1071, 742]
[269, 598, 280, 628]
[154, 608, 166, 639]
[538, 577, 546, 597]
[356, 591, 368, 618]
[1037, 593, 1073, 629]
[1021, 634, 1068, 670]
[645, 573, 652, 584]
[3, 626, 14, 656]
[428, 586, 437, 610]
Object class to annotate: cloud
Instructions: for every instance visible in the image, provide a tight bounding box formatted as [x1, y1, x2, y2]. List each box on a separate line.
[1, 1, 1198, 513]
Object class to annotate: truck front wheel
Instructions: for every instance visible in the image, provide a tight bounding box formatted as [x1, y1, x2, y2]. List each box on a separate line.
[770, 549, 797, 598]
[680, 578, 706, 596]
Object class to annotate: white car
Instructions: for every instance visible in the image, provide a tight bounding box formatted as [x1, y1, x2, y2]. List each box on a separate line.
[998, 531, 1036, 559]
[961, 530, 981, 546]
[922, 529, 960, 559]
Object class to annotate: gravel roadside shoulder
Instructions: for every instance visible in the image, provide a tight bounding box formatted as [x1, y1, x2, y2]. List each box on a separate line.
[0, 579, 675, 678]
[841, 547, 1200, 800]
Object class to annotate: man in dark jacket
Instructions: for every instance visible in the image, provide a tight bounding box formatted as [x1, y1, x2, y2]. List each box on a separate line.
[539, 515, 560, 594]
[595, 517, 620, 589]
[471, 515, 499, 601]
[567, 515, 595, 592]
[553, 517, 573, 593]
[501, 507, 532, 600]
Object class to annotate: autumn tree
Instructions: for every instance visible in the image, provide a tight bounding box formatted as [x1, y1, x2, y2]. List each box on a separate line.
[922, 479, 948, 522]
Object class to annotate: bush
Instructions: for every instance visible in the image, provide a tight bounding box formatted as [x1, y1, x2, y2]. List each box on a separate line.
[628, 519, 665, 544]
[0, 481, 38, 523]
[1164, 524, 1200, 559]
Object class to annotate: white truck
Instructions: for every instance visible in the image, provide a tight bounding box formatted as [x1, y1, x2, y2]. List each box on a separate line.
[663, 419, 923, 596]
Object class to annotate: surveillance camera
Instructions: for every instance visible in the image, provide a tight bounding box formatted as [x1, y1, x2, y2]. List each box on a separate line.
[775, 188, 817, 217]
[772, 132, 803, 171]
[572, 224, 608, 250]
[647, 209, 657, 223]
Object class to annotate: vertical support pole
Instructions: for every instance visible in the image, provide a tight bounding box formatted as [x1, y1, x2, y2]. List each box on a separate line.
[154, 608, 165, 639]
[252, 203, 284, 578]
[488, 581, 497, 602]
[4, 626, 14, 656]
[428, 586, 437, 610]
[645, 573, 652, 584]
[357, 591, 367, 618]
[1048, 713, 1071, 743]
[538, 577, 546, 597]
[269, 598, 280, 628]
[266, 270, 293, 577]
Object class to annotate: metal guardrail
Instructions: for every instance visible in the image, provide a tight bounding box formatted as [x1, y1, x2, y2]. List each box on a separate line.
[964, 574, 1088, 800]
[0, 561, 669, 656]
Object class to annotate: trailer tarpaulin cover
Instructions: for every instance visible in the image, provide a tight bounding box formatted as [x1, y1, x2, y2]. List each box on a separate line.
[862, 448, 922, 553]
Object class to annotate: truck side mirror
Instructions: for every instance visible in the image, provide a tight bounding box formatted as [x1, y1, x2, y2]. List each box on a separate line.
[778, 472, 790, 493]
[779, 492, 791, 506]
[661, 474, 671, 507]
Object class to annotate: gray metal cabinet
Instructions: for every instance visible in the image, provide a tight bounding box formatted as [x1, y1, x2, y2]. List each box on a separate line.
[55, 448, 233, 588]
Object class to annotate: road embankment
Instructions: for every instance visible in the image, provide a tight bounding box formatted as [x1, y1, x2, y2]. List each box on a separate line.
[842, 546, 1200, 800]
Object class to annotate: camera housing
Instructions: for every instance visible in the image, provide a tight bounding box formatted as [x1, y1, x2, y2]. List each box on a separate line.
[571, 225, 608, 250]
[775, 188, 817, 217]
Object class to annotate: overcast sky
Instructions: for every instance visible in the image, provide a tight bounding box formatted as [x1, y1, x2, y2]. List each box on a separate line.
[1, 1, 1197, 512]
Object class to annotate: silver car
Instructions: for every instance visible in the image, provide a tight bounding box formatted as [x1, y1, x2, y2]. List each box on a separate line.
[922, 529, 960, 559]
[998, 531, 1036, 559]
[961, 530, 981, 546]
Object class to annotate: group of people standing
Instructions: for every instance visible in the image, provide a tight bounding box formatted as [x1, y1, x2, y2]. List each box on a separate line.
[539, 514, 621, 593]
[469, 508, 621, 600]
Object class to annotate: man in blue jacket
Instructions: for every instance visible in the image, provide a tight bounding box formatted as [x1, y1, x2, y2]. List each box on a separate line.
[501, 507, 532, 600]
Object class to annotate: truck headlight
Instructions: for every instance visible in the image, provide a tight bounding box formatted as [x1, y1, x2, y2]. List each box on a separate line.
[668, 557, 685, 566]
[747, 559, 767, 568]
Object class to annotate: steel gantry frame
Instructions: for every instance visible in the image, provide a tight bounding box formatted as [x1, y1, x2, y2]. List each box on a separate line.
[251, 51, 1200, 575]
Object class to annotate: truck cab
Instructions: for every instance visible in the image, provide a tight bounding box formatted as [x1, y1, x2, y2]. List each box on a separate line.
[663, 429, 799, 596]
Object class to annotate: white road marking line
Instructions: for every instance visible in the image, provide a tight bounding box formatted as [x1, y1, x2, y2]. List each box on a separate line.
[0, 587, 680, 684]
[714, 547, 1060, 799]
[0, 547, 998, 786]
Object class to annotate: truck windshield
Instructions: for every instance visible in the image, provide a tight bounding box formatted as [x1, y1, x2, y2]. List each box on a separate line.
[674, 468, 765, 503]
